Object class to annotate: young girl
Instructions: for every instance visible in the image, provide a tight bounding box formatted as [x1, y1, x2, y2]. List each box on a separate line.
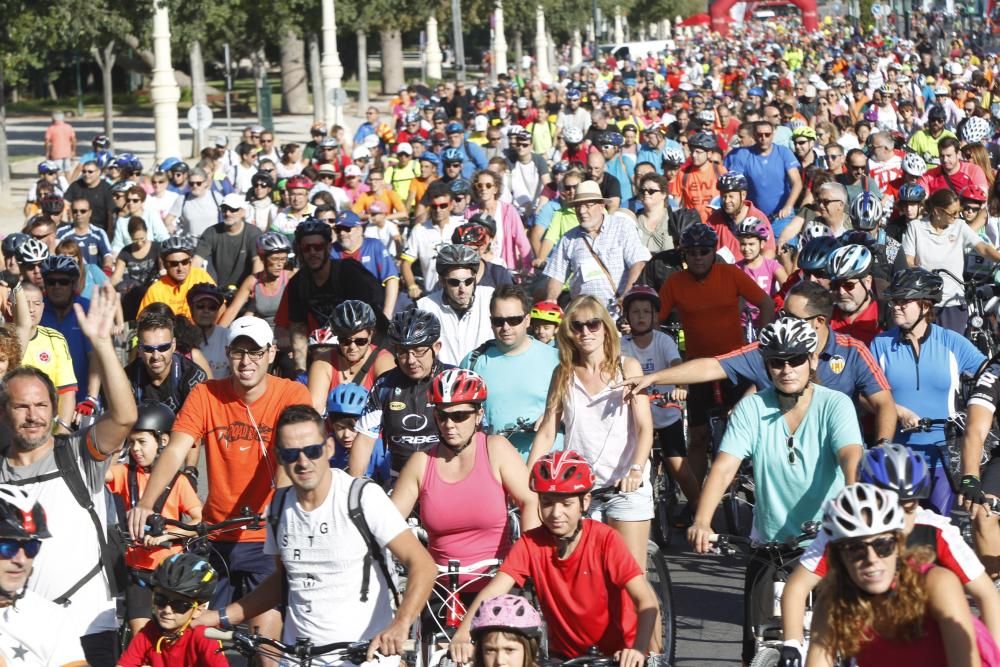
[471, 594, 542, 667]
[735, 217, 786, 336]
[528, 300, 562, 346]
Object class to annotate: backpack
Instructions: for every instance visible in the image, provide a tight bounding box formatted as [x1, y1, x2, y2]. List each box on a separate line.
[268, 477, 400, 606]
[8, 435, 126, 604]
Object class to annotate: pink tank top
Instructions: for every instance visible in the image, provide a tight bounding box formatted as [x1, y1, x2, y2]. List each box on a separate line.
[419, 432, 510, 585]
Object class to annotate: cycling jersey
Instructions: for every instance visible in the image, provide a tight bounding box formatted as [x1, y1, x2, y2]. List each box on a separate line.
[117, 624, 227, 667]
[355, 361, 453, 475]
[126, 354, 208, 415]
[138, 267, 216, 321]
[22, 326, 77, 396]
[968, 356, 1000, 415]
[830, 298, 882, 345]
[717, 330, 889, 398]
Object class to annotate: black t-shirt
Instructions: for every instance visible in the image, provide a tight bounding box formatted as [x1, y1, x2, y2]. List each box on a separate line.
[195, 223, 261, 290]
[124, 353, 207, 414]
[479, 262, 513, 289]
[118, 242, 161, 288]
[598, 172, 623, 201]
[285, 258, 388, 334]
[64, 180, 116, 233]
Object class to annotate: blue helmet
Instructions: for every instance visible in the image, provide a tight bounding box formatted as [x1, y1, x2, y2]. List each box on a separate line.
[797, 237, 840, 272]
[897, 182, 927, 204]
[442, 148, 464, 164]
[858, 444, 931, 501]
[679, 223, 718, 249]
[327, 383, 369, 418]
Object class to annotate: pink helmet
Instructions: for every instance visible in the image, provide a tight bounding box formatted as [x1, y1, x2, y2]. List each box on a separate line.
[470, 594, 542, 638]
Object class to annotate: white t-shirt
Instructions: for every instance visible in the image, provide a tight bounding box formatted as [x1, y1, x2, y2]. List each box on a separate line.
[621, 331, 682, 429]
[416, 287, 495, 366]
[227, 163, 259, 193]
[146, 190, 181, 224]
[199, 325, 230, 379]
[264, 470, 408, 663]
[401, 220, 460, 292]
[365, 222, 401, 258]
[901, 218, 981, 306]
[0, 590, 85, 666]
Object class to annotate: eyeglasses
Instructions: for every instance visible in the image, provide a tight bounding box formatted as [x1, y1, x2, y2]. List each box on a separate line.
[832, 279, 861, 292]
[786, 436, 797, 465]
[0, 538, 41, 559]
[766, 354, 810, 372]
[140, 341, 173, 354]
[475, 182, 495, 189]
[152, 592, 197, 613]
[71, 208, 90, 214]
[446, 277, 475, 288]
[193, 300, 221, 310]
[165, 259, 191, 268]
[431, 202, 452, 210]
[838, 534, 897, 562]
[490, 314, 526, 328]
[339, 336, 370, 348]
[227, 347, 269, 361]
[300, 242, 328, 253]
[277, 443, 326, 464]
[684, 248, 714, 257]
[778, 310, 822, 322]
[395, 346, 432, 360]
[334, 225, 357, 234]
[127, 198, 142, 203]
[189, 180, 207, 187]
[849, 164, 868, 172]
[434, 408, 478, 424]
[640, 188, 663, 196]
[570, 318, 602, 334]
[43, 277, 72, 287]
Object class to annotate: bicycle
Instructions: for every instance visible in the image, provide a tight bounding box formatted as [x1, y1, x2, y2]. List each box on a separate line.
[707, 521, 821, 667]
[205, 630, 413, 667]
[934, 268, 1000, 358]
[645, 391, 685, 548]
[537, 645, 655, 667]
[589, 485, 676, 667]
[495, 416, 537, 439]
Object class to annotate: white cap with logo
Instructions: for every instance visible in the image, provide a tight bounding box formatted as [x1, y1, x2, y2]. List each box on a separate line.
[228, 316, 274, 348]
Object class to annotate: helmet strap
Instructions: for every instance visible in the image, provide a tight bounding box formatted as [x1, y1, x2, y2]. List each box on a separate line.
[0, 569, 32, 608]
[556, 521, 584, 558]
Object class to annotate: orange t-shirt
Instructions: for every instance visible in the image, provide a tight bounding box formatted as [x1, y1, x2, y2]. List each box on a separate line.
[106, 463, 201, 569]
[352, 189, 406, 215]
[45, 122, 76, 160]
[172, 376, 312, 541]
[670, 162, 726, 222]
[658, 263, 770, 359]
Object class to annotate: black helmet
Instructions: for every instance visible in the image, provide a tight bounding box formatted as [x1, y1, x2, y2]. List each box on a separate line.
[389, 307, 441, 347]
[435, 243, 481, 275]
[1, 233, 29, 258]
[151, 553, 219, 602]
[294, 217, 332, 244]
[331, 300, 376, 334]
[885, 267, 943, 303]
[133, 401, 175, 439]
[679, 223, 718, 249]
[185, 282, 224, 307]
[0, 485, 50, 540]
[467, 212, 497, 237]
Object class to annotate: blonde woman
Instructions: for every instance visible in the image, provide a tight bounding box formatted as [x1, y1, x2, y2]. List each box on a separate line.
[527, 295, 653, 568]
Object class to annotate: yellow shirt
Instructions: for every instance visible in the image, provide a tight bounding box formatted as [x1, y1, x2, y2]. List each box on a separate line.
[23, 326, 77, 394]
[138, 267, 216, 320]
[385, 161, 421, 203]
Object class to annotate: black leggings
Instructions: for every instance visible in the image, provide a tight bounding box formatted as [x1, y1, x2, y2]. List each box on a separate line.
[81, 630, 119, 667]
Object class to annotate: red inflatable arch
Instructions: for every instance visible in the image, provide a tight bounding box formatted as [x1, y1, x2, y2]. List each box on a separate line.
[709, 0, 819, 35]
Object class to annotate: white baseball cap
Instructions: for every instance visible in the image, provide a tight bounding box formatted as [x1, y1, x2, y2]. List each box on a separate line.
[352, 147, 371, 161]
[221, 193, 248, 211]
[345, 164, 362, 177]
[228, 316, 274, 348]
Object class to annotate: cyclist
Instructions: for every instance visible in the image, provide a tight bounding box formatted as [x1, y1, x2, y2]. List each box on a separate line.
[450, 451, 659, 667]
[306, 300, 395, 414]
[735, 217, 786, 333]
[126, 310, 209, 416]
[451, 216, 515, 288]
[138, 233, 215, 321]
[805, 483, 1000, 667]
[827, 244, 882, 345]
[326, 383, 390, 486]
[870, 267, 986, 515]
[106, 401, 202, 639]
[688, 317, 863, 666]
[528, 300, 562, 346]
[0, 486, 86, 665]
[185, 282, 229, 379]
[117, 554, 227, 666]
[219, 231, 294, 330]
[707, 172, 777, 263]
[349, 308, 450, 480]
[391, 368, 537, 633]
[469, 594, 543, 667]
[960, 356, 1000, 582]
[195, 405, 437, 661]
[779, 444, 1000, 664]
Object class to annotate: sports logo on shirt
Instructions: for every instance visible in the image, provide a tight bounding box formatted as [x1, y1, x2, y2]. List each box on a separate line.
[37, 351, 49, 363]
[828, 355, 845, 375]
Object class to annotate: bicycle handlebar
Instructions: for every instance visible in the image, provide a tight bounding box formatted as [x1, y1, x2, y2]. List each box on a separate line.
[900, 417, 950, 434]
[146, 508, 265, 538]
[204, 628, 410, 659]
[709, 521, 820, 555]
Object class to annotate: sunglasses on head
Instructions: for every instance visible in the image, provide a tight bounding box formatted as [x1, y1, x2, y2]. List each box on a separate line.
[152, 592, 197, 613]
[277, 443, 326, 464]
[491, 314, 526, 328]
[446, 277, 475, 288]
[165, 259, 191, 268]
[0, 538, 41, 559]
[838, 534, 897, 562]
[570, 318, 602, 334]
[434, 408, 478, 424]
[765, 354, 811, 371]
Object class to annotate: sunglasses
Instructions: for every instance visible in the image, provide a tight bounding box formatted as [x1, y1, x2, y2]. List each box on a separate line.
[300, 242, 327, 253]
[339, 336, 370, 348]
[849, 164, 868, 171]
[0, 538, 41, 559]
[127, 198, 143, 203]
[71, 208, 90, 214]
[432, 202, 452, 210]
[475, 182, 495, 189]
[786, 436, 797, 465]
[684, 248, 714, 257]
[140, 342, 173, 354]
[640, 188, 662, 196]
[43, 278, 72, 287]
[277, 443, 326, 464]
[803, 269, 829, 280]
[765, 354, 811, 371]
[165, 259, 191, 268]
[446, 277, 475, 288]
[434, 408, 478, 424]
[838, 534, 897, 562]
[334, 225, 357, 234]
[152, 592, 197, 613]
[832, 279, 861, 292]
[189, 180, 207, 187]
[193, 300, 221, 310]
[777, 310, 821, 322]
[570, 318, 602, 334]
[490, 314, 526, 328]
[755, 132, 773, 138]
[793, 140, 810, 146]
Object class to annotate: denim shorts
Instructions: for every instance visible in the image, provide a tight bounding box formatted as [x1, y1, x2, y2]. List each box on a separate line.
[589, 481, 654, 522]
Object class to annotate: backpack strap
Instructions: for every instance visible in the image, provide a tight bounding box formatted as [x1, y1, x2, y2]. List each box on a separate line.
[466, 340, 495, 372]
[266, 486, 293, 608]
[350, 347, 384, 386]
[348, 477, 401, 606]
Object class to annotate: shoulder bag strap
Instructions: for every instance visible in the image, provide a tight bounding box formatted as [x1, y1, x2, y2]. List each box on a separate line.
[350, 347, 383, 385]
[581, 233, 619, 297]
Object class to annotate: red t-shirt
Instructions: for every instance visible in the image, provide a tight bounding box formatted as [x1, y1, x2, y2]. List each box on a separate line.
[706, 201, 776, 262]
[499, 520, 642, 658]
[830, 298, 882, 346]
[118, 624, 229, 667]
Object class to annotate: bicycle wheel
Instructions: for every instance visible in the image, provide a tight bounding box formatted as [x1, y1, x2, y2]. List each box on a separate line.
[748, 647, 780, 667]
[646, 541, 677, 666]
[651, 467, 676, 548]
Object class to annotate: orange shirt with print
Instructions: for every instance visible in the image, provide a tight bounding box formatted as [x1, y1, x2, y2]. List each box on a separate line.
[106, 463, 202, 569]
[658, 263, 769, 359]
[172, 376, 312, 542]
[353, 189, 406, 215]
[670, 162, 725, 223]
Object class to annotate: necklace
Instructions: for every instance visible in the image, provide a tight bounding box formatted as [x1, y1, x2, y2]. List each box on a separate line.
[337, 348, 371, 383]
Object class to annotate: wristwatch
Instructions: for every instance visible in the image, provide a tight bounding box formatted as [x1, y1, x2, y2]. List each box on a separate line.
[218, 606, 234, 630]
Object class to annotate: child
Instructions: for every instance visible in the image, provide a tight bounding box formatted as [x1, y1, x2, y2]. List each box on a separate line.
[471, 594, 542, 667]
[106, 401, 202, 638]
[363, 200, 402, 258]
[735, 217, 786, 335]
[528, 300, 562, 346]
[117, 554, 228, 666]
[327, 383, 391, 487]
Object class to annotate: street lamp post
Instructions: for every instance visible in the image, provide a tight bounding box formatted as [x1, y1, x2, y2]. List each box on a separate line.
[320, 0, 344, 128]
[451, 0, 467, 81]
[493, 0, 508, 83]
[150, 0, 181, 162]
[427, 17, 444, 80]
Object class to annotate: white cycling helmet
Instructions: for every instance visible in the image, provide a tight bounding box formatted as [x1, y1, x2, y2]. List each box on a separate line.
[757, 317, 819, 360]
[849, 191, 884, 231]
[901, 152, 927, 177]
[961, 116, 993, 144]
[827, 244, 873, 281]
[15, 238, 49, 264]
[800, 221, 833, 244]
[562, 126, 584, 144]
[822, 483, 904, 543]
[662, 146, 686, 168]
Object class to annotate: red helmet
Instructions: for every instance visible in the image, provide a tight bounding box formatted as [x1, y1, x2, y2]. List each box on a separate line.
[452, 223, 490, 248]
[529, 301, 563, 324]
[429, 369, 488, 405]
[530, 451, 595, 494]
[286, 175, 313, 191]
[960, 184, 988, 203]
[622, 284, 660, 313]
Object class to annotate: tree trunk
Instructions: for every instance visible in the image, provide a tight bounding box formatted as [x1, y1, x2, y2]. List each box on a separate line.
[308, 34, 324, 124]
[0, 63, 11, 196]
[280, 30, 310, 114]
[122, 34, 193, 88]
[513, 30, 523, 75]
[379, 29, 404, 95]
[357, 30, 369, 108]
[253, 49, 266, 124]
[190, 40, 208, 156]
[92, 41, 116, 145]
[47, 81, 58, 102]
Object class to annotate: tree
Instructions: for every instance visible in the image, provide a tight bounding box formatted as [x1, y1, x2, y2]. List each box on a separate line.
[339, 0, 432, 93]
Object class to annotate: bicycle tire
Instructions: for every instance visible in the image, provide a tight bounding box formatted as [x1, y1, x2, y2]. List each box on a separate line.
[748, 647, 780, 667]
[646, 541, 677, 666]
[651, 465, 675, 548]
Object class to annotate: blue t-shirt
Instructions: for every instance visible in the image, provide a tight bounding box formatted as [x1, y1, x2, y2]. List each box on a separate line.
[636, 145, 664, 175]
[330, 437, 391, 488]
[869, 325, 986, 453]
[55, 226, 112, 266]
[721, 384, 862, 542]
[724, 145, 800, 218]
[460, 140, 488, 180]
[41, 296, 92, 402]
[535, 199, 561, 232]
[606, 155, 634, 203]
[718, 331, 889, 400]
[461, 339, 562, 459]
[81, 264, 109, 301]
[330, 237, 399, 284]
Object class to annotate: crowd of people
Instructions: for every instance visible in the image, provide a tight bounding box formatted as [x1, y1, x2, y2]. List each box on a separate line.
[6, 9, 1000, 667]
